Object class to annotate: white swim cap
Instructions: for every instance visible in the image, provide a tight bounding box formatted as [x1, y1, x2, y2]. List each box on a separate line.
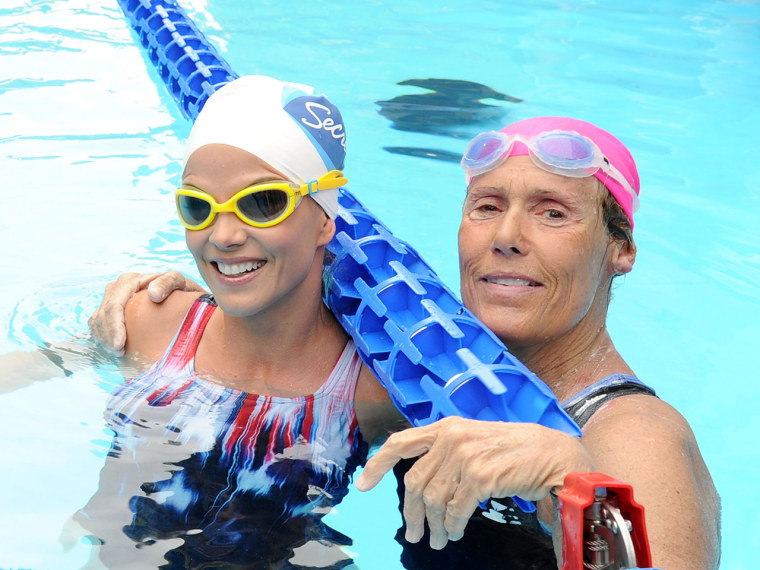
[184, 75, 347, 218]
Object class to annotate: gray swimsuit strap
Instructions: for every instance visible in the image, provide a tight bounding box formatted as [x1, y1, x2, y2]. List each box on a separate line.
[562, 373, 657, 429]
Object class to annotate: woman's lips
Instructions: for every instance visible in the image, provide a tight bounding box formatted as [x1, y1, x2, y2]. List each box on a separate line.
[213, 259, 267, 277]
[483, 275, 541, 287]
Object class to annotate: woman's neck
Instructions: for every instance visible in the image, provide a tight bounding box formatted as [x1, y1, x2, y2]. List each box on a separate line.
[196, 288, 349, 396]
[512, 324, 633, 403]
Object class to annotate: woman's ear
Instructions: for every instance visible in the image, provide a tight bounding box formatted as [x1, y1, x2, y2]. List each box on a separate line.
[611, 238, 636, 276]
[317, 214, 336, 247]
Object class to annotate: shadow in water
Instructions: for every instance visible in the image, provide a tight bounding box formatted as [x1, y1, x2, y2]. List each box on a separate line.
[381, 146, 464, 163]
[376, 78, 522, 162]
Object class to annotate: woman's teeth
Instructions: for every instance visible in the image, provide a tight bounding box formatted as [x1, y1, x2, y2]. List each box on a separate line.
[486, 277, 539, 286]
[215, 260, 265, 276]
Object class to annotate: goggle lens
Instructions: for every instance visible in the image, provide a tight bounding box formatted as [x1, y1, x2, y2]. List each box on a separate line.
[178, 194, 212, 228]
[468, 135, 507, 163]
[461, 133, 510, 177]
[237, 189, 290, 224]
[530, 132, 598, 176]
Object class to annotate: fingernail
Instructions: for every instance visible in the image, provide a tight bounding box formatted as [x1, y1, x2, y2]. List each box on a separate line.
[147, 288, 161, 302]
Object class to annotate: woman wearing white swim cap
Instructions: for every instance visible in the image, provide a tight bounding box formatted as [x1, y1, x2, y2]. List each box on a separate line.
[67, 75, 406, 567]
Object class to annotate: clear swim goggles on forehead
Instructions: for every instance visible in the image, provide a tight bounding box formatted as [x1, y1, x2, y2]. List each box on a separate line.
[176, 170, 347, 230]
[461, 130, 639, 210]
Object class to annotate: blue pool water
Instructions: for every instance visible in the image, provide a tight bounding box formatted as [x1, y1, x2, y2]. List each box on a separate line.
[1, 0, 758, 567]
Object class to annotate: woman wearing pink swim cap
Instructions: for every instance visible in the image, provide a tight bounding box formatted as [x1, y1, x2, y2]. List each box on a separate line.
[93, 115, 720, 569]
[358, 117, 720, 569]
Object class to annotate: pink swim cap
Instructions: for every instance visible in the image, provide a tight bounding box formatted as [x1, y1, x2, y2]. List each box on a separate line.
[500, 117, 640, 229]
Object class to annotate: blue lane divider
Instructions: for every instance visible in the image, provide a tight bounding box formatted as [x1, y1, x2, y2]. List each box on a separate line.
[117, 0, 583, 513]
[116, 0, 239, 119]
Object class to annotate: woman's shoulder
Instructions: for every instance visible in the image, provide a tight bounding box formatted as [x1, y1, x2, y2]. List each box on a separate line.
[585, 389, 688, 428]
[581, 389, 701, 478]
[124, 290, 205, 361]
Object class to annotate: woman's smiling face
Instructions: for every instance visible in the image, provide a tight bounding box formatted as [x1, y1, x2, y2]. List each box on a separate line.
[182, 143, 334, 319]
[458, 155, 629, 353]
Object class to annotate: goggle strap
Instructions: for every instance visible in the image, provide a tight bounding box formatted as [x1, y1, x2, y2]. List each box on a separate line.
[601, 163, 640, 213]
[304, 170, 348, 195]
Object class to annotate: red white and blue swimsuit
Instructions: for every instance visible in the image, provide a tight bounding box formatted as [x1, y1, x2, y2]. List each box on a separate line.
[77, 294, 368, 568]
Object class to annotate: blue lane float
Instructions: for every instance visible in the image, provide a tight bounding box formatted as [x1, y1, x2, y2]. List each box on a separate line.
[116, 0, 238, 119]
[117, 0, 581, 434]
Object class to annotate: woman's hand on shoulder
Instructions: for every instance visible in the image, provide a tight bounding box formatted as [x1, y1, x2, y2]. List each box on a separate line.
[124, 288, 203, 363]
[89, 271, 206, 355]
[582, 395, 721, 570]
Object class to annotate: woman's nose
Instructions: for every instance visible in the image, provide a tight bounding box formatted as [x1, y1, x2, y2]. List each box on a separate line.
[492, 209, 527, 256]
[208, 212, 248, 250]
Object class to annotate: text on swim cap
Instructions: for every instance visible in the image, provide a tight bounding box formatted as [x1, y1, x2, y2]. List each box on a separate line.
[284, 94, 347, 171]
[302, 102, 347, 151]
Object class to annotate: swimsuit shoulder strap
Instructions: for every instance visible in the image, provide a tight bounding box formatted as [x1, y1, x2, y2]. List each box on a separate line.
[561, 373, 657, 429]
[153, 294, 218, 373]
[313, 339, 362, 401]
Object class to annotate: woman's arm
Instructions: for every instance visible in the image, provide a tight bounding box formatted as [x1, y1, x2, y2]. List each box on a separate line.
[0, 286, 201, 394]
[0, 349, 72, 394]
[355, 417, 594, 550]
[355, 399, 720, 569]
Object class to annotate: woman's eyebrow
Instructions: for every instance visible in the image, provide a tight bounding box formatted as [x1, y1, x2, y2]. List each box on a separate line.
[465, 185, 506, 198]
[243, 175, 288, 186]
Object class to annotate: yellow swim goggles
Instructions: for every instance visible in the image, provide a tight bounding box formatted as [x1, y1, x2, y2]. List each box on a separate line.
[176, 170, 347, 230]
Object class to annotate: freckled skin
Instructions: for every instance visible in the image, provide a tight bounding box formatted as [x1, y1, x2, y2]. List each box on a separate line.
[458, 155, 617, 361]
